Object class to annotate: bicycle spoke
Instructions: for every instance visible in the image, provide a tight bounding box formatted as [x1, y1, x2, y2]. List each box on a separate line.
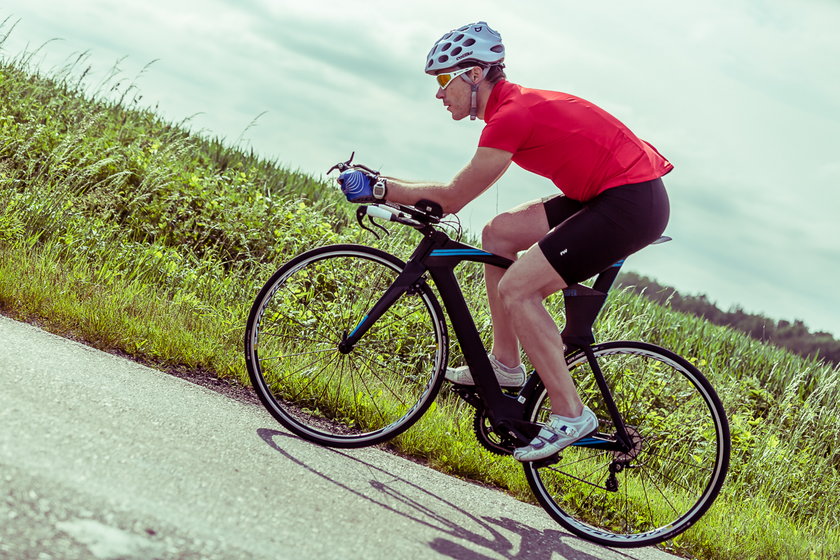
[638, 469, 656, 532]
[287, 351, 342, 402]
[354, 352, 395, 425]
[258, 330, 336, 346]
[642, 447, 716, 476]
[641, 452, 706, 498]
[259, 347, 335, 360]
[330, 354, 349, 419]
[637, 462, 682, 518]
[264, 348, 333, 386]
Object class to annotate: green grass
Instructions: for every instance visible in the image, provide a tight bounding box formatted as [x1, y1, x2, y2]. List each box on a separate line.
[1, 26, 839, 559]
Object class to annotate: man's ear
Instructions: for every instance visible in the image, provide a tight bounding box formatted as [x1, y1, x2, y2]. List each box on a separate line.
[468, 66, 485, 83]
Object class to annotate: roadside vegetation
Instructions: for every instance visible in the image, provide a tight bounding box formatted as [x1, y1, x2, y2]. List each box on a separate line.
[1, 26, 838, 559]
[618, 271, 840, 366]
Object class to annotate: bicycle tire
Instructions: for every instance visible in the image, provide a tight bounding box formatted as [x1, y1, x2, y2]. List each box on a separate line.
[245, 244, 448, 448]
[522, 341, 729, 548]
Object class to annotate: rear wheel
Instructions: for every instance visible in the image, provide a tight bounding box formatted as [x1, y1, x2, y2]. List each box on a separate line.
[523, 341, 729, 547]
[244, 245, 448, 447]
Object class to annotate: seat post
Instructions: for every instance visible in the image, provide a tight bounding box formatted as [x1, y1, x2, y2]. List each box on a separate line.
[560, 285, 607, 348]
[560, 259, 625, 348]
[563, 237, 671, 348]
[591, 259, 624, 294]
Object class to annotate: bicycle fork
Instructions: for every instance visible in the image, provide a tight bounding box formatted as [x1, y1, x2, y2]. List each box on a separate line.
[338, 259, 428, 354]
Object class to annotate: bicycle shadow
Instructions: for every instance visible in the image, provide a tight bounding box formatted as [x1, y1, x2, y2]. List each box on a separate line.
[257, 428, 637, 560]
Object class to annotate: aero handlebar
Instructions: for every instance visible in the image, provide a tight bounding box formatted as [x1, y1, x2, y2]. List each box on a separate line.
[328, 153, 445, 239]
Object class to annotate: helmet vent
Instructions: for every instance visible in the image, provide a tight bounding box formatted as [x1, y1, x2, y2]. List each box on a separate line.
[451, 47, 463, 56]
[491, 45, 504, 53]
[441, 42, 452, 52]
[437, 55, 449, 64]
[463, 38, 476, 47]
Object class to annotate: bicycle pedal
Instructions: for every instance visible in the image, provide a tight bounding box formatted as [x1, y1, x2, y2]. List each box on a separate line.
[450, 386, 482, 408]
[531, 453, 562, 468]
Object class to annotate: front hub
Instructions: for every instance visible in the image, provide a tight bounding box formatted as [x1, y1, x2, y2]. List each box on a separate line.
[338, 331, 354, 354]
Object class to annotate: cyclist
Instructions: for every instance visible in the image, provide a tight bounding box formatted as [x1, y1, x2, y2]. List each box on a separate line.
[338, 21, 672, 461]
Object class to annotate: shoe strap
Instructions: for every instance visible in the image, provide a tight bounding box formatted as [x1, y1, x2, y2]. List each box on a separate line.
[531, 424, 576, 449]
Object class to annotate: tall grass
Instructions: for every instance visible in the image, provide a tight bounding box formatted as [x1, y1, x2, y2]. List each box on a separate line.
[1, 24, 838, 559]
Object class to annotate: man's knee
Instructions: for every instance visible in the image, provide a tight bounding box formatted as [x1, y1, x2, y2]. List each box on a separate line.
[482, 201, 551, 256]
[482, 213, 528, 255]
[481, 214, 509, 253]
[497, 248, 568, 307]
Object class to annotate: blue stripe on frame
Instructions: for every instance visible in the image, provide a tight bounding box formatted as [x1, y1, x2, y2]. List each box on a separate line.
[349, 315, 368, 337]
[572, 437, 608, 446]
[430, 249, 493, 256]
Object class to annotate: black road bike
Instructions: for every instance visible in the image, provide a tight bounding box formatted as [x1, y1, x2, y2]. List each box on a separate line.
[244, 157, 730, 548]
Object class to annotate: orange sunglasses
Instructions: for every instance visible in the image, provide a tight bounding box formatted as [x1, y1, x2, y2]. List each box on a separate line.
[435, 66, 476, 90]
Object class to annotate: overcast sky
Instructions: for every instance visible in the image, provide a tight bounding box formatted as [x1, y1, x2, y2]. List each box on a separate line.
[3, 0, 839, 336]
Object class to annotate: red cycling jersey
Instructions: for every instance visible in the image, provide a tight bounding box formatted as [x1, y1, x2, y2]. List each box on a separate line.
[479, 81, 673, 202]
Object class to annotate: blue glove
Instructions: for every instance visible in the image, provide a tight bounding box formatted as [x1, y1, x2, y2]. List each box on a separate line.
[337, 170, 376, 203]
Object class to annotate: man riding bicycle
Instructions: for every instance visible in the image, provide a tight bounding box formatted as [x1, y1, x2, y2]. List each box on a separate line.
[338, 21, 672, 462]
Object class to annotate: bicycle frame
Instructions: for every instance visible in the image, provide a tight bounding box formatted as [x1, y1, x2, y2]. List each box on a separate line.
[249, 162, 727, 545]
[338, 220, 637, 452]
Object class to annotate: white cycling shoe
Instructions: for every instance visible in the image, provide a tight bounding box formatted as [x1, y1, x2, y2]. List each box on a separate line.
[445, 354, 526, 388]
[513, 406, 599, 462]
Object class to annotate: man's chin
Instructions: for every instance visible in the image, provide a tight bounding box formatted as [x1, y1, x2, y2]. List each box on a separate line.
[444, 105, 466, 120]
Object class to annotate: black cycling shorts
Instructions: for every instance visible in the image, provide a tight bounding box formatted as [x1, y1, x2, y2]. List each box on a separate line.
[538, 178, 670, 285]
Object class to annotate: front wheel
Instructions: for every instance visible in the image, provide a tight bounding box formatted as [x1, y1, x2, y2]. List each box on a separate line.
[523, 341, 730, 548]
[244, 244, 448, 448]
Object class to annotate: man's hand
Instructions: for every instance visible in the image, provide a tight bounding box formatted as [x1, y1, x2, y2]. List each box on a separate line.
[337, 170, 377, 203]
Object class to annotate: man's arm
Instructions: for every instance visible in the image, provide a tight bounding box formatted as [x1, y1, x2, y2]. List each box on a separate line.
[383, 147, 513, 215]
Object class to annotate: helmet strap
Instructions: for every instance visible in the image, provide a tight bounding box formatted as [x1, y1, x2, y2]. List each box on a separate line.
[463, 67, 487, 121]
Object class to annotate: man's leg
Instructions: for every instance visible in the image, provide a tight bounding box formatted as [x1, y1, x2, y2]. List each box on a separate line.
[496, 244, 583, 417]
[480, 200, 552, 368]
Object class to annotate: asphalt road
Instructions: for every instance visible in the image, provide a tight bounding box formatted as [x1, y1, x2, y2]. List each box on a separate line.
[0, 316, 680, 560]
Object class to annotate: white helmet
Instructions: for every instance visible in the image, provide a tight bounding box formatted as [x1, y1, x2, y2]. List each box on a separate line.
[425, 21, 505, 74]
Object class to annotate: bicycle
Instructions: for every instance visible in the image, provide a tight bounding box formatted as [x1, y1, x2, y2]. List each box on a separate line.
[244, 155, 730, 548]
